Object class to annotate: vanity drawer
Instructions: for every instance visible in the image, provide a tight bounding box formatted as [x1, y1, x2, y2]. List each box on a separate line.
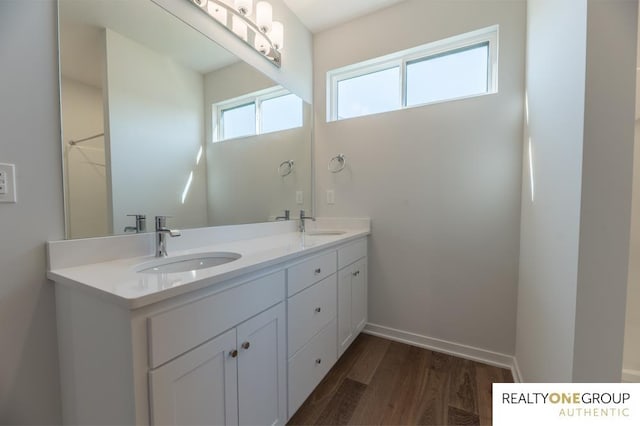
[287, 251, 337, 297]
[147, 270, 285, 368]
[338, 238, 367, 269]
[288, 319, 337, 418]
[287, 274, 337, 356]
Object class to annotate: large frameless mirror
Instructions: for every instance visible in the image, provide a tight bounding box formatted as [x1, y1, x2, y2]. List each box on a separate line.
[58, 0, 312, 239]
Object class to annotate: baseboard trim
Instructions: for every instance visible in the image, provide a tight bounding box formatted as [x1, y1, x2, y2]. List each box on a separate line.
[363, 323, 515, 373]
[622, 369, 640, 383]
[511, 356, 523, 383]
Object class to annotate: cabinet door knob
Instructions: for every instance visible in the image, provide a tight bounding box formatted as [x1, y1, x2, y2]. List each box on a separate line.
[241, 341, 251, 350]
[229, 349, 238, 358]
[315, 358, 322, 364]
[353, 270, 360, 276]
[314, 268, 321, 274]
[314, 307, 321, 313]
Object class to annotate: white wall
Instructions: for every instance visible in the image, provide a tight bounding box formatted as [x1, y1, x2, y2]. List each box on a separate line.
[625, 128, 640, 378]
[152, 0, 313, 103]
[313, 0, 526, 356]
[105, 29, 208, 233]
[0, 1, 64, 423]
[624, 65, 640, 379]
[515, 0, 587, 383]
[60, 77, 109, 239]
[204, 62, 312, 225]
[573, 0, 637, 382]
[516, 0, 637, 382]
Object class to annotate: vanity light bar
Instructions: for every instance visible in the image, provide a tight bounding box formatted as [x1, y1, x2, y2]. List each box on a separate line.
[190, 0, 282, 68]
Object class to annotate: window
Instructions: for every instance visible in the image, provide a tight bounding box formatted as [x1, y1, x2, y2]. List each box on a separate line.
[327, 26, 498, 122]
[221, 102, 255, 140]
[215, 88, 303, 142]
[261, 93, 303, 134]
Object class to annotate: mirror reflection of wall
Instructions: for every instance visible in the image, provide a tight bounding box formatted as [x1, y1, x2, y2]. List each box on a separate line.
[204, 62, 311, 226]
[58, 0, 312, 239]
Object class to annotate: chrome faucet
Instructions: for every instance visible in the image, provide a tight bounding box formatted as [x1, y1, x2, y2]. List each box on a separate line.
[155, 216, 181, 257]
[299, 210, 315, 233]
[124, 214, 146, 233]
[275, 210, 290, 221]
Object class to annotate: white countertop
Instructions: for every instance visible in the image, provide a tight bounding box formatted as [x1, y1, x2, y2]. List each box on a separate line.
[48, 227, 369, 309]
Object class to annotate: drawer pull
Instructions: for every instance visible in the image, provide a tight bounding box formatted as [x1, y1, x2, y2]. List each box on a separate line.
[314, 307, 322, 313]
[229, 349, 238, 358]
[314, 268, 322, 275]
[315, 358, 322, 365]
[241, 341, 251, 350]
[352, 270, 360, 277]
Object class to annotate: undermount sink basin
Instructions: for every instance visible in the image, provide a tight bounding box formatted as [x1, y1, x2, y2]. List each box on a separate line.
[304, 230, 347, 236]
[136, 252, 241, 274]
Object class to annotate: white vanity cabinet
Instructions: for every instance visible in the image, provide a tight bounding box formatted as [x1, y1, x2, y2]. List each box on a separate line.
[337, 240, 368, 356]
[52, 231, 369, 426]
[286, 252, 339, 417]
[55, 269, 287, 426]
[149, 303, 286, 426]
[285, 237, 368, 417]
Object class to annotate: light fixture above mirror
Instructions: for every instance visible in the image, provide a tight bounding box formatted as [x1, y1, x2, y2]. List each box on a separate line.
[190, 0, 283, 67]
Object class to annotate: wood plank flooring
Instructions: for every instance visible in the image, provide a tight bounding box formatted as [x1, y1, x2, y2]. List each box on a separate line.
[287, 334, 513, 426]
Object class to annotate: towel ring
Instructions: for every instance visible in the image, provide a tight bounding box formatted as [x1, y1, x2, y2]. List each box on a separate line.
[328, 154, 346, 173]
[278, 160, 295, 177]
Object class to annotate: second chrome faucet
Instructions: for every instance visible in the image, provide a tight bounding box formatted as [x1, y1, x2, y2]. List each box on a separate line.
[299, 209, 315, 233]
[155, 216, 181, 257]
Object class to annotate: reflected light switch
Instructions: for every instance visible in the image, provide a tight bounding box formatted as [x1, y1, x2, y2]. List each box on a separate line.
[0, 163, 16, 203]
[296, 191, 303, 205]
[327, 190, 335, 205]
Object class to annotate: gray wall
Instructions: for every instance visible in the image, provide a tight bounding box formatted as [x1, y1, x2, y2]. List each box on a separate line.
[105, 29, 208, 233]
[204, 62, 312, 225]
[515, 0, 587, 383]
[572, 0, 636, 382]
[516, 0, 637, 382]
[0, 1, 64, 423]
[313, 0, 526, 356]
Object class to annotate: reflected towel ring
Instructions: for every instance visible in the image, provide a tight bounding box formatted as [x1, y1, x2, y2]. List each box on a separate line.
[328, 154, 346, 173]
[278, 160, 295, 177]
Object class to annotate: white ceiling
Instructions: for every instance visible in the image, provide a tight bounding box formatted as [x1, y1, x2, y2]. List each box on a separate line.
[283, 0, 407, 33]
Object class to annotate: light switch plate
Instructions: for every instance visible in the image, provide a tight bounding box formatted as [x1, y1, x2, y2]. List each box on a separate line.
[0, 163, 17, 203]
[326, 190, 335, 205]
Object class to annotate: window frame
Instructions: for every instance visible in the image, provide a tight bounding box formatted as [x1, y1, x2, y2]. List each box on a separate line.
[326, 25, 499, 122]
[214, 86, 300, 142]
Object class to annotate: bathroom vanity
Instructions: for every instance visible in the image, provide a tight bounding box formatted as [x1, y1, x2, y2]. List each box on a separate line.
[47, 220, 369, 425]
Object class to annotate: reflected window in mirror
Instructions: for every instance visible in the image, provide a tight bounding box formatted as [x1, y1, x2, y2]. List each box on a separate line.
[221, 102, 256, 140]
[214, 87, 303, 142]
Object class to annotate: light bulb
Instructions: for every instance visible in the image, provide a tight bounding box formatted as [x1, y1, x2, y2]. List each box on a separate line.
[235, 0, 253, 15]
[254, 33, 269, 54]
[232, 15, 248, 40]
[270, 21, 283, 50]
[256, 2, 273, 33]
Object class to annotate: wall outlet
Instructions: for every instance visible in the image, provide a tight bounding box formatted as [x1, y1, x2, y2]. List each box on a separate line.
[0, 163, 16, 203]
[296, 191, 303, 205]
[326, 190, 335, 205]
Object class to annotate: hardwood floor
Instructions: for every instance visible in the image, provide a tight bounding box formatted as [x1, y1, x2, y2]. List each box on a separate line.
[287, 334, 513, 426]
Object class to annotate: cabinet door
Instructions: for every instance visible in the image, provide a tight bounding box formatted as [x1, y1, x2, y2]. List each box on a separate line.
[149, 329, 238, 426]
[338, 258, 368, 356]
[237, 303, 286, 426]
[338, 266, 354, 356]
[351, 258, 367, 334]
